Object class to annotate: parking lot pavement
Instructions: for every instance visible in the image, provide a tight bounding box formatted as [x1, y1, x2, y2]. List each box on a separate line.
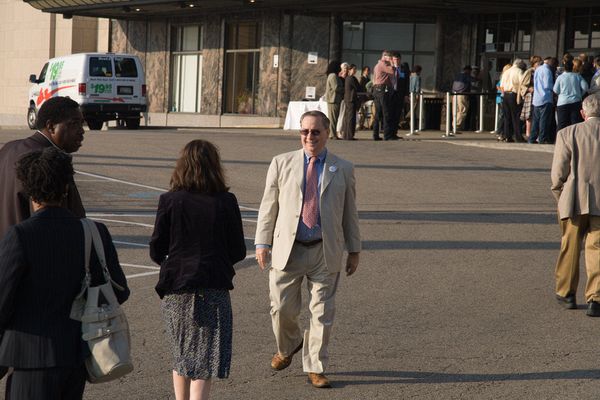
[1, 127, 598, 399]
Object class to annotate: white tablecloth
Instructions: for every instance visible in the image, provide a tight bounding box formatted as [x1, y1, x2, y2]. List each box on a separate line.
[283, 101, 329, 130]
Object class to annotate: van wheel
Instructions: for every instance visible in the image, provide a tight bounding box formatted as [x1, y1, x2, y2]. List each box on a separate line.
[27, 107, 37, 129]
[86, 119, 103, 130]
[125, 118, 140, 130]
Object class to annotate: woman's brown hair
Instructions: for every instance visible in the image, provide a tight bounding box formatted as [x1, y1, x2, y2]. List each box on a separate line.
[170, 139, 229, 193]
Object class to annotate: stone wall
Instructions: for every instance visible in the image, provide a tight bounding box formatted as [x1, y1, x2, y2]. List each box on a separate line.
[276, 13, 293, 118]
[111, 19, 171, 113]
[438, 13, 473, 91]
[256, 12, 281, 117]
[200, 18, 223, 115]
[290, 15, 331, 103]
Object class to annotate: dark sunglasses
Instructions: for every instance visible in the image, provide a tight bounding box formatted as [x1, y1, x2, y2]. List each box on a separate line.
[299, 129, 322, 136]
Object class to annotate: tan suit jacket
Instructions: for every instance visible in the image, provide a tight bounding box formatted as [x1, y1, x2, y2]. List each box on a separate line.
[255, 149, 361, 273]
[551, 117, 600, 219]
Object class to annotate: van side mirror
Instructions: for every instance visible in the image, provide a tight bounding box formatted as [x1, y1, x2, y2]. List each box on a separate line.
[29, 74, 37, 83]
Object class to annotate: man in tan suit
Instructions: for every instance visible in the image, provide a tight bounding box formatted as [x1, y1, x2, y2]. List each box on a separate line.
[255, 110, 361, 388]
[551, 94, 600, 316]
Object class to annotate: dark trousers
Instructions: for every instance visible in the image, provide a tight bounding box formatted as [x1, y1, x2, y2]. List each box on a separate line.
[389, 91, 405, 137]
[466, 95, 479, 131]
[556, 101, 583, 132]
[497, 102, 505, 134]
[529, 102, 554, 143]
[372, 88, 393, 139]
[503, 92, 524, 142]
[7, 366, 86, 400]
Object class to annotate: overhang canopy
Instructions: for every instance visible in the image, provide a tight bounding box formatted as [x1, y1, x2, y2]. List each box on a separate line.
[24, 0, 594, 20]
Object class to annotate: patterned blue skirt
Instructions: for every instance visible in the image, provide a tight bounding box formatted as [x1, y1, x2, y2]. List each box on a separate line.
[161, 289, 232, 379]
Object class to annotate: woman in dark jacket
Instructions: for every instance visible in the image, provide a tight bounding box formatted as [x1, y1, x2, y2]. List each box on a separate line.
[341, 64, 360, 140]
[150, 139, 246, 400]
[0, 147, 129, 400]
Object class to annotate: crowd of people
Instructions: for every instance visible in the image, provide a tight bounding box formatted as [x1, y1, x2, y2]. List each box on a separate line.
[495, 52, 600, 143]
[1, 51, 600, 399]
[324, 51, 422, 141]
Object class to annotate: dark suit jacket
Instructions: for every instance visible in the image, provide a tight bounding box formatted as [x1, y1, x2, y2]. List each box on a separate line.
[344, 75, 360, 104]
[150, 190, 247, 298]
[0, 207, 129, 368]
[0, 132, 85, 240]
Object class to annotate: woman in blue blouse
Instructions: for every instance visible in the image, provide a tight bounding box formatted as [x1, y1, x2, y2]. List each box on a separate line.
[554, 59, 589, 131]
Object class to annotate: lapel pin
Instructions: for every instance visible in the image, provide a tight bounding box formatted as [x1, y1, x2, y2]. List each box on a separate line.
[329, 165, 337, 173]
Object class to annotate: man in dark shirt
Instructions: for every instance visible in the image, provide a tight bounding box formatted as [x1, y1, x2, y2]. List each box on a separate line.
[452, 65, 472, 131]
[390, 53, 409, 136]
[0, 96, 86, 390]
[0, 96, 86, 241]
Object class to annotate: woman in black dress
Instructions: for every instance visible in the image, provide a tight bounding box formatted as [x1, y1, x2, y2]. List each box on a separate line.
[341, 64, 360, 140]
[150, 140, 246, 400]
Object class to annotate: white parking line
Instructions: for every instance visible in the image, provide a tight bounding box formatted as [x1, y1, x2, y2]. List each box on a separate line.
[75, 169, 259, 211]
[76, 170, 166, 192]
[123, 254, 256, 279]
[114, 240, 149, 248]
[126, 271, 160, 279]
[121, 263, 159, 270]
[93, 217, 155, 228]
[80, 170, 259, 279]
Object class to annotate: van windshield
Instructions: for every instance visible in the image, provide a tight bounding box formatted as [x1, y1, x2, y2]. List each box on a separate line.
[115, 58, 138, 78]
[90, 57, 113, 77]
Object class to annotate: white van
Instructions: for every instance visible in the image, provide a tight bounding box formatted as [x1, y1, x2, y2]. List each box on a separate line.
[28, 53, 147, 130]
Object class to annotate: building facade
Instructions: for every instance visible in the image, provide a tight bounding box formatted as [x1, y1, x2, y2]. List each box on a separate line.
[0, 0, 109, 127]
[17, 1, 600, 129]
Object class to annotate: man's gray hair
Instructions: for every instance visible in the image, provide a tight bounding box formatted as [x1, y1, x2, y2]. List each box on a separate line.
[582, 94, 600, 118]
[513, 58, 526, 70]
[300, 110, 330, 130]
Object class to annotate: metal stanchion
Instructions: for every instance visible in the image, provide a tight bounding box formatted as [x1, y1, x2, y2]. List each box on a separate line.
[453, 93, 457, 135]
[418, 92, 424, 132]
[491, 102, 499, 134]
[476, 93, 484, 133]
[407, 92, 415, 136]
[443, 91, 453, 137]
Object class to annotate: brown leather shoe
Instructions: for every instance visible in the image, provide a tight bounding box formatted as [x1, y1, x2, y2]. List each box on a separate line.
[270, 341, 303, 371]
[308, 373, 331, 388]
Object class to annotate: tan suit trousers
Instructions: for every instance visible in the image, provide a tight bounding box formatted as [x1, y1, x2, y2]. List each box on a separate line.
[555, 214, 600, 302]
[269, 242, 340, 374]
[453, 95, 469, 129]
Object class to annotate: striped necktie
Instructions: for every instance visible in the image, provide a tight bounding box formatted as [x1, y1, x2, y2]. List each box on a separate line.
[302, 156, 318, 229]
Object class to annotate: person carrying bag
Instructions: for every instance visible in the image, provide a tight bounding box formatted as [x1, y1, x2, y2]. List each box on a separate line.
[0, 148, 130, 399]
[71, 218, 133, 383]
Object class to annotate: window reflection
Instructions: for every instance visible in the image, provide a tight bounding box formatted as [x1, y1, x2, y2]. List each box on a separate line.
[566, 7, 600, 50]
[224, 22, 260, 114]
[342, 21, 436, 90]
[170, 25, 203, 113]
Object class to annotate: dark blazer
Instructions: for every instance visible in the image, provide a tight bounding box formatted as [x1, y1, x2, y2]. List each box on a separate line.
[0, 207, 129, 368]
[150, 190, 247, 298]
[0, 132, 85, 240]
[344, 75, 360, 104]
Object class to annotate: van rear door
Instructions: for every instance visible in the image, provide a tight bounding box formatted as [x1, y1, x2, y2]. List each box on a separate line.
[87, 56, 116, 104]
[113, 56, 145, 109]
